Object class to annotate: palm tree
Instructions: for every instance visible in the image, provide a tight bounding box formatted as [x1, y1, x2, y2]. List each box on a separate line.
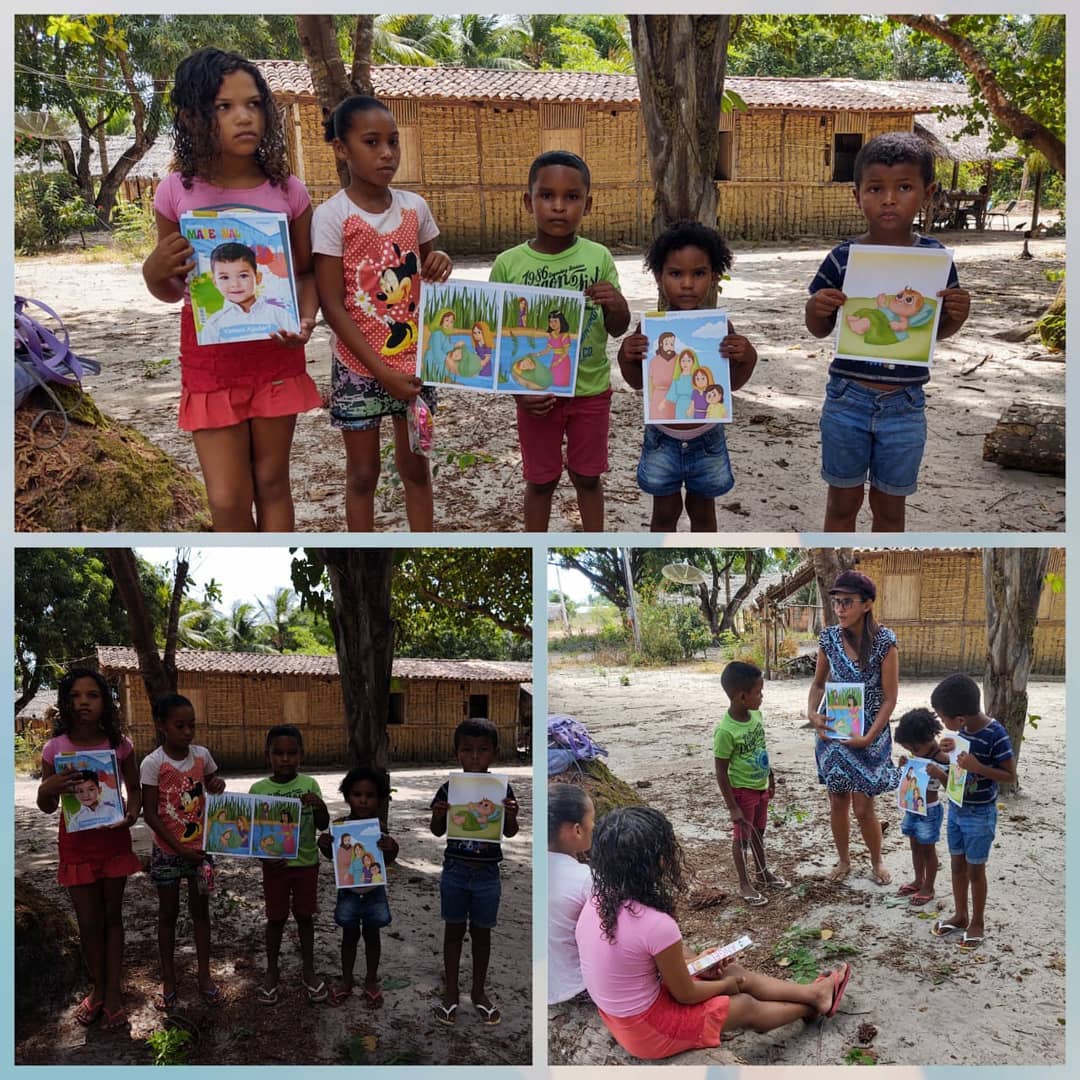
[257, 588, 303, 654]
[507, 14, 567, 69]
[212, 600, 273, 653]
[372, 14, 452, 66]
[448, 15, 529, 69]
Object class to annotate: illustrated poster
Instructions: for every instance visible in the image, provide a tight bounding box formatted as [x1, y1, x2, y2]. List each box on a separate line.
[330, 819, 387, 890]
[417, 279, 502, 391]
[896, 757, 935, 817]
[54, 749, 125, 832]
[642, 310, 733, 424]
[823, 682, 865, 741]
[446, 772, 508, 844]
[204, 792, 302, 859]
[946, 733, 971, 807]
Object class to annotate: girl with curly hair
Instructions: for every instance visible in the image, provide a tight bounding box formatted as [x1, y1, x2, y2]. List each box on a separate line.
[37, 669, 142, 1030]
[575, 806, 849, 1059]
[142, 47, 321, 531]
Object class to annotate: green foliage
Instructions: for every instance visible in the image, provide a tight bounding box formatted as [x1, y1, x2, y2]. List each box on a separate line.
[636, 606, 683, 665]
[112, 199, 156, 257]
[845, 1047, 879, 1065]
[145, 1027, 193, 1066]
[14, 728, 47, 774]
[772, 925, 857, 983]
[15, 174, 97, 254]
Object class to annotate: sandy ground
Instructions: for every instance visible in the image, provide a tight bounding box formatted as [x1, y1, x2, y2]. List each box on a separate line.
[14, 764, 532, 1066]
[547, 660, 1065, 1066]
[14, 229, 1064, 533]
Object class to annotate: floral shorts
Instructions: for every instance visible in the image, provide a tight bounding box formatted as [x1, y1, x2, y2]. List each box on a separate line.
[329, 357, 437, 431]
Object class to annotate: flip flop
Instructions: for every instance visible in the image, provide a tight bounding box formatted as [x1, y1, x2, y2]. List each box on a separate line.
[931, 921, 966, 938]
[256, 985, 279, 1006]
[759, 875, 789, 890]
[74, 995, 103, 1026]
[475, 1001, 502, 1026]
[326, 985, 352, 1007]
[433, 1002, 457, 1026]
[200, 984, 226, 1008]
[826, 963, 852, 1018]
[958, 933, 984, 951]
[741, 891, 769, 907]
[870, 867, 892, 886]
[303, 979, 329, 1004]
[100, 1006, 128, 1031]
[153, 990, 178, 1012]
[897, 882, 920, 896]
[363, 986, 383, 1009]
[909, 893, 935, 907]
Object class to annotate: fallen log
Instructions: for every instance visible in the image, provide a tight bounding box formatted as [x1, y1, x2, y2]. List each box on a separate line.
[982, 402, 1065, 476]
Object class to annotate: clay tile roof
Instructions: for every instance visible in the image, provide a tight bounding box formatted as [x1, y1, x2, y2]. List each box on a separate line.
[95, 647, 531, 683]
[254, 61, 968, 112]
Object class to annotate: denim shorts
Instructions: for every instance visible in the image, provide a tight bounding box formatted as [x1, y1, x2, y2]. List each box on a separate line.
[439, 857, 501, 928]
[947, 802, 998, 864]
[334, 884, 392, 930]
[819, 374, 927, 496]
[329, 357, 437, 431]
[900, 799, 943, 844]
[637, 424, 734, 498]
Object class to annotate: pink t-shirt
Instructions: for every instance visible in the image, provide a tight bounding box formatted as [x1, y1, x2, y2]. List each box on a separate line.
[42, 733, 134, 768]
[575, 896, 682, 1017]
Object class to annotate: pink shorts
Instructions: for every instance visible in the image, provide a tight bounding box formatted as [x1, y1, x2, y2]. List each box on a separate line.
[515, 388, 612, 485]
[179, 373, 322, 432]
[732, 787, 770, 841]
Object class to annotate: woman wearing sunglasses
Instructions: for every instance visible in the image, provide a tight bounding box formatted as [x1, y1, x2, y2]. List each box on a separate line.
[807, 570, 898, 886]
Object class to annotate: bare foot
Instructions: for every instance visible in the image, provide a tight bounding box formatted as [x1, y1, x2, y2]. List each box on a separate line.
[828, 861, 850, 881]
[871, 863, 892, 886]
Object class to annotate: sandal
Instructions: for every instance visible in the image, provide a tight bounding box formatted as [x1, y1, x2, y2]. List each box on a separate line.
[474, 1000, 502, 1026]
[741, 891, 769, 907]
[74, 994, 103, 1026]
[931, 920, 966, 938]
[958, 933, 984, 951]
[326, 985, 352, 1007]
[909, 893, 935, 907]
[897, 882, 920, 896]
[433, 1002, 457, 1026]
[363, 986, 383, 1009]
[826, 963, 852, 1018]
[257, 985, 279, 1006]
[303, 979, 329, 1004]
[100, 1006, 128, 1031]
[200, 984, 226, 1008]
[153, 990, 178, 1012]
[758, 874, 788, 890]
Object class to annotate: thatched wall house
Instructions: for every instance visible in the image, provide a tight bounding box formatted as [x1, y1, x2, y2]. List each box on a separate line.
[96, 647, 532, 768]
[254, 62, 971, 248]
[755, 548, 1065, 677]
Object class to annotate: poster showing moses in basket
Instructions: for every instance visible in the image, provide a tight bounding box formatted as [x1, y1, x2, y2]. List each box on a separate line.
[496, 284, 585, 396]
[180, 210, 300, 345]
[416, 279, 503, 391]
[446, 772, 508, 844]
[204, 792, 301, 859]
[642, 310, 733, 424]
[835, 245, 954, 367]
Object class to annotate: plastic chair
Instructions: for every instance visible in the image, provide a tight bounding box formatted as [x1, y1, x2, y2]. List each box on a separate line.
[986, 199, 1017, 229]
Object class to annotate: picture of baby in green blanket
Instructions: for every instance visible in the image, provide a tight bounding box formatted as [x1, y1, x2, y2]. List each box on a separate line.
[845, 287, 935, 345]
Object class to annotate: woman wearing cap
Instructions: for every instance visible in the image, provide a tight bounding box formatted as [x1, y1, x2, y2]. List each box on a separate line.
[807, 571, 898, 885]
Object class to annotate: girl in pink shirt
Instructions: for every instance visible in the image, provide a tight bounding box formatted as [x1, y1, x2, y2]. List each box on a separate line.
[575, 807, 850, 1059]
[143, 48, 321, 532]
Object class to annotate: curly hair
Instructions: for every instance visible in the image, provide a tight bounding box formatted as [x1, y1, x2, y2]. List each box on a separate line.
[169, 47, 290, 190]
[590, 806, 687, 944]
[644, 220, 733, 277]
[55, 668, 123, 748]
[340, 766, 390, 800]
[894, 707, 941, 751]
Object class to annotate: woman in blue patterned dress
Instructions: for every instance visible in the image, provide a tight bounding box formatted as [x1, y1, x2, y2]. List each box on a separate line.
[808, 571, 898, 886]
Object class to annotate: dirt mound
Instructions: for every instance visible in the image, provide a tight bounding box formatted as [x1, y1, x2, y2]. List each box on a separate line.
[15, 387, 209, 532]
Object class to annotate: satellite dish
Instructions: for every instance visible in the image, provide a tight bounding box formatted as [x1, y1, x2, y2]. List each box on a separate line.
[14, 111, 72, 141]
[661, 561, 708, 585]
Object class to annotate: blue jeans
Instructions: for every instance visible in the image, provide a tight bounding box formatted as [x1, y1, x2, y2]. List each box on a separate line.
[334, 885, 392, 930]
[947, 802, 998, 864]
[439, 858, 501, 928]
[820, 374, 927, 495]
[900, 800, 943, 844]
[637, 424, 734, 498]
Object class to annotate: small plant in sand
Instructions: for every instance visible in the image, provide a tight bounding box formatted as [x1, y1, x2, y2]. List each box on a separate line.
[845, 1047, 878, 1065]
[773, 925, 859, 983]
[146, 1026, 193, 1066]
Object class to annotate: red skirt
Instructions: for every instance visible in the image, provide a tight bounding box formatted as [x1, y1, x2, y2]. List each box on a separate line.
[179, 373, 322, 432]
[57, 823, 142, 887]
[598, 982, 729, 1060]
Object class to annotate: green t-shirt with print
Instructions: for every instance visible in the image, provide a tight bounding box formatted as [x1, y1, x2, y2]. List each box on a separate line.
[489, 236, 620, 397]
[712, 710, 770, 791]
[249, 774, 322, 866]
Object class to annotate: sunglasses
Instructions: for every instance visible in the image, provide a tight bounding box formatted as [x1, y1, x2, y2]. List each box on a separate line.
[831, 596, 864, 610]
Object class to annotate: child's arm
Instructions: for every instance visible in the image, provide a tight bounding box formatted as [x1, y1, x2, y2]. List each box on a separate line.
[713, 757, 745, 824]
[301, 790, 330, 831]
[805, 288, 847, 338]
[419, 239, 452, 283]
[617, 323, 647, 390]
[654, 940, 734, 1004]
[317, 831, 333, 860]
[378, 830, 400, 864]
[111, 752, 142, 828]
[313, 253, 423, 401]
[935, 287, 971, 339]
[430, 796, 449, 837]
[273, 206, 318, 348]
[502, 795, 519, 838]
[721, 327, 758, 392]
[204, 770, 226, 795]
[585, 281, 631, 337]
[142, 212, 196, 304]
[956, 751, 1016, 785]
[36, 759, 78, 814]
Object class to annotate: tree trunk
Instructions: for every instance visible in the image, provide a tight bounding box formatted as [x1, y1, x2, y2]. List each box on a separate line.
[982, 402, 1065, 476]
[810, 548, 856, 627]
[351, 15, 375, 94]
[320, 549, 395, 820]
[717, 550, 765, 635]
[103, 549, 176, 705]
[983, 548, 1050, 783]
[628, 15, 731, 243]
[1030, 168, 1043, 230]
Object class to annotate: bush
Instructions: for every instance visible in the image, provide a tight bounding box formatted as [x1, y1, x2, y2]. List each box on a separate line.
[112, 198, 156, 257]
[15, 174, 98, 254]
[637, 605, 710, 664]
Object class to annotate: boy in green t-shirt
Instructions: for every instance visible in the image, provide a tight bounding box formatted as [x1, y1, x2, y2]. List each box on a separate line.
[714, 661, 785, 905]
[490, 150, 630, 531]
[250, 724, 330, 1004]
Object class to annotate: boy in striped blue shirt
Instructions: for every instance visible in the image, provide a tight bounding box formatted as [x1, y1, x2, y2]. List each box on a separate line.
[928, 673, 1016, 951]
